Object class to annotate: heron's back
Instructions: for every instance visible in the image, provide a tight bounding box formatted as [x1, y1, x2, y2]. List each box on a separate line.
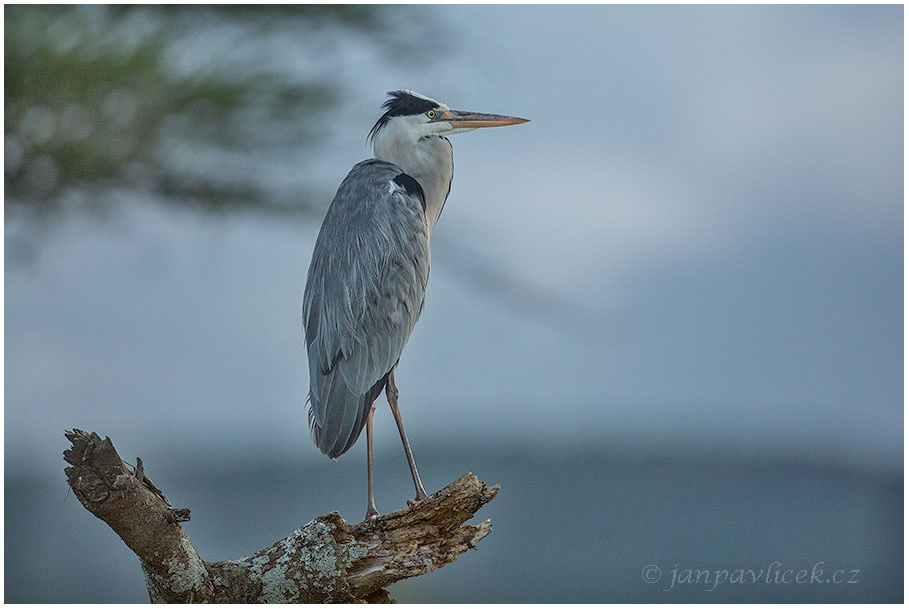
[303, 160, 430, 458]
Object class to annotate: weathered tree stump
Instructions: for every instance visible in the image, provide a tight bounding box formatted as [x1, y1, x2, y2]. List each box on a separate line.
[64, 429, 498, 603]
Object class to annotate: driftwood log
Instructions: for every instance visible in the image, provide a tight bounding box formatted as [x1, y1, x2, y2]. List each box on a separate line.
[63, 429, 498, 603]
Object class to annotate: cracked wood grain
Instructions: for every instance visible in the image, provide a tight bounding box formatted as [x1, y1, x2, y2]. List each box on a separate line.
[64, 429, 498, 603]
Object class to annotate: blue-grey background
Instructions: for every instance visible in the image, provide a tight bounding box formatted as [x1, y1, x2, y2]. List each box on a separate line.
[5, 5, 903, 602]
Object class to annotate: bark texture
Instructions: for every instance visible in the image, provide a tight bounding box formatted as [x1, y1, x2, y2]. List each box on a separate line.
[63, 429, 498, 603]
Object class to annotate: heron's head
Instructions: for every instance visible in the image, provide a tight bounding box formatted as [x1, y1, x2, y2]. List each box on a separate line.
[368, 90, 529, 146]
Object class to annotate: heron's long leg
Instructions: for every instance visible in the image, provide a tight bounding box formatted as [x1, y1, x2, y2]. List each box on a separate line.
[386, 369, 428, 503]
[364, 403, 379, 521]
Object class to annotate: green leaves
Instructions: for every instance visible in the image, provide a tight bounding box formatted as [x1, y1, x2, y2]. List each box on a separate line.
[4, 6, 387, 218]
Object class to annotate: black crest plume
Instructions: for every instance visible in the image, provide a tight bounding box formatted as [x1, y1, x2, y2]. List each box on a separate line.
[368, 90, 439, 142]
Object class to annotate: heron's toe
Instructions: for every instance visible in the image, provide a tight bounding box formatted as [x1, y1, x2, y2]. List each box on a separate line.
[362, 507, 380, 523]
[406, 491, 428, 507]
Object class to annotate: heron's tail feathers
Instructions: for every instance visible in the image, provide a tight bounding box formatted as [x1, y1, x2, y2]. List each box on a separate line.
[308, 371, 390, 459]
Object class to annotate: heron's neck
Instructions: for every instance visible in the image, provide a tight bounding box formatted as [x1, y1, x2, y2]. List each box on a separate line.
[374, 135, 453, 233]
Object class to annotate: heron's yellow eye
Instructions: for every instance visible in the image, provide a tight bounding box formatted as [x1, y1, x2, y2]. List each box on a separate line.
[426, 110, 436, 119]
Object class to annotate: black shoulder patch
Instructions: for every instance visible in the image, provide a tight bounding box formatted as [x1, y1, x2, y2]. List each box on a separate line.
[392, 173, 426, 210]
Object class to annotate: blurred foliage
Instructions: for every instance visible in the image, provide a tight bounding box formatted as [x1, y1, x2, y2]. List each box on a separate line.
[4, 5, 420, 219]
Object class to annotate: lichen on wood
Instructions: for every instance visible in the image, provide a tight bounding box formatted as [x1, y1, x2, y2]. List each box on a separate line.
[64, 429, 498, 603]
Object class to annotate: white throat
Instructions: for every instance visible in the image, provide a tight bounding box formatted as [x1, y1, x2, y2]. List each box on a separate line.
[372, 119, 453, 233]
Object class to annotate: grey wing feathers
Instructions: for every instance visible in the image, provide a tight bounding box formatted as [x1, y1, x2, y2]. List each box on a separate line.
[303, 160, 430, 458]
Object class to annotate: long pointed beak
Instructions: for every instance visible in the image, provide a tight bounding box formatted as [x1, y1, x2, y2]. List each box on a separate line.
[440, 109, 530, 129]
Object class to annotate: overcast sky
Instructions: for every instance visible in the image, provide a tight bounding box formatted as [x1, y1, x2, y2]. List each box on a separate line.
[6, 5, 902, 480]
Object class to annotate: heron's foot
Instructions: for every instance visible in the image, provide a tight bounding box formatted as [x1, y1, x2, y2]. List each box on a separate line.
[406, 489, 429, 507]
[362, 506, 380, 523]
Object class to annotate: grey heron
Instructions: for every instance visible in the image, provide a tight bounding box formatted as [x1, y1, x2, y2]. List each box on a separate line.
[303, 90, 528, 520]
